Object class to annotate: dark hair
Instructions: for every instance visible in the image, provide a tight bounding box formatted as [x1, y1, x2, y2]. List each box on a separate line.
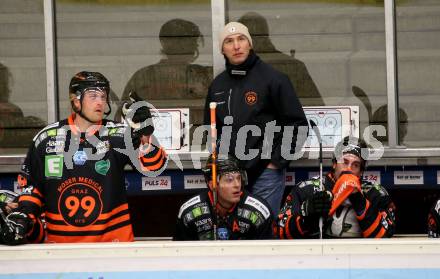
[332, 136, 368, 171]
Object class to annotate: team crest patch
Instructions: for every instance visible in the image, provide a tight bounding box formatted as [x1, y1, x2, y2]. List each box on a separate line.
[95, 159, 110, 175]
[244, 91, 257, 105]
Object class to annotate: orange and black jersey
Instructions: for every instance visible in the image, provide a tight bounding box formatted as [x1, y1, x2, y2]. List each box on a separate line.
[173, 190, 274, 240]
[17, 114, 167, 243]
[428, 199, 440, 238]
[275, 173, 395, 239]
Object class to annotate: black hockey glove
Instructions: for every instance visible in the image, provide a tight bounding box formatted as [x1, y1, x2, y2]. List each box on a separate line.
[348, 191, 367, 216]
[1, 212, 32, 245]
[121, 91, 155, 149]
[428, 200, 440, 238]
[300, 191, 333, 217]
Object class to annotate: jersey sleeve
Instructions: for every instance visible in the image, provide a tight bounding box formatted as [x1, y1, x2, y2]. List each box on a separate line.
[173, 204, 197, 241]
[356, 184, 396, 238]
[16, 143, 46, 243]
[137, 139, 167, 172]
[275, 185, 320, 239]
[17, 144, 45, 217]
[119, 131, 167, 173]
[428, 199, 440, 238]
[173, 216, 195, 241]
[254, 213, 274, 239]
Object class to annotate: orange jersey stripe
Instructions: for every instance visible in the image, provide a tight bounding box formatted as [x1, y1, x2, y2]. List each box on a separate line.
[45, 212, 64, 221]
[375, 227, 386, 238]
[140, 148, 163, 163]
[284, 216, 293, 239]
[362, 213, 382, 238]
[140, 153, 165, 171]
[37, 222, 45, 242]
[278, 226, 284, 239]
[32, 187, 44, 198]
[45, 203, 130, 222]
[98, 203, 130, 220]
[356, 199, 370, 221]
[295, 216, 305, 236]
[46, 224, 134, 243]
[19, 195, 42, 208]
[46, 214, 131, 232]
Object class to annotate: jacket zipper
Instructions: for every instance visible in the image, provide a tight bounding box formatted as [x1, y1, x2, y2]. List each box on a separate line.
[227, 88, 232, 115]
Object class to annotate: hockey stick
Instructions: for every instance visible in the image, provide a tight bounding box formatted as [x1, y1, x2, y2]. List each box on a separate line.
[209, 102, 218, 240]
[309, 120, 324, 239]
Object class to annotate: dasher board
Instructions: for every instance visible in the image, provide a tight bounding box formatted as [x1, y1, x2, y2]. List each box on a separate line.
[0, 238, 439, 278]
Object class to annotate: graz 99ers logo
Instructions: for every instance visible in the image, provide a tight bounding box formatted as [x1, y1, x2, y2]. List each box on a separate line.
[58, 182, 103, 227]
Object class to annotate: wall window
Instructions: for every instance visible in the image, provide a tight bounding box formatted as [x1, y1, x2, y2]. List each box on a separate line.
[227, 1, 387, 144]
[0, 0, 47, 149]
[56, 0, 213, 129]
[396, 0, 440, 147]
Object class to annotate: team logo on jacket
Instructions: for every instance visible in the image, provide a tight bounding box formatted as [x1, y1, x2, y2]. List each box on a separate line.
[244, 91, 257, 105]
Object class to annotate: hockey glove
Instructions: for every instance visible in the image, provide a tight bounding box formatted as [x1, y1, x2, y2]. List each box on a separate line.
[348, 191, 367, 216]
[121, 91, 155, 149]
[1, 212, 32, 245]
[300, 191, 333, 217]
[428, 200, 440, 238]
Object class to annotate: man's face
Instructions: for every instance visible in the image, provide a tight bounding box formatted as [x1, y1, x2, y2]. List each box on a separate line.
[222, 34, 251, 65]
[333, 153, 362, 180]
[79, 89, 107, 123]
[217, 171, 242, 208]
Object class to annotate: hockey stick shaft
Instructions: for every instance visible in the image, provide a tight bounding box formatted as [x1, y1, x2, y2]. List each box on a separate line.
[310, 120, 324, 239]
[209, 102, 218, 240]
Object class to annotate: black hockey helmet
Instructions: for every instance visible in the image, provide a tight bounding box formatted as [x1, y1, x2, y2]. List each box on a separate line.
[202, 154, 248, 187]
[69, 71, 110, 98]
[332, 136, 368, 171]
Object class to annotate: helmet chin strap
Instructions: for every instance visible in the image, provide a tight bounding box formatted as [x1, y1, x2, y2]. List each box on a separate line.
[104, 98, 112, 117]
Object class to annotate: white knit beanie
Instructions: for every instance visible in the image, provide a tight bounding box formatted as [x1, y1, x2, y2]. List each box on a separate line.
[219, 22, 253, 52]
